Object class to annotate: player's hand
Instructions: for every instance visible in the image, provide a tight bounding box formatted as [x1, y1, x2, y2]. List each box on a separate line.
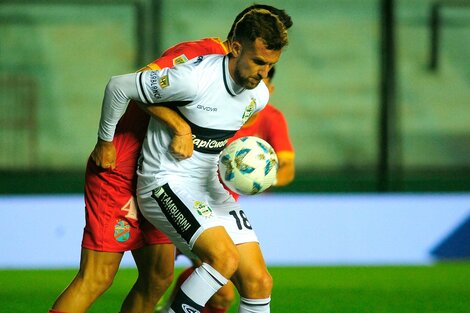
[170, 133, 193, 160]
[91, 138, 116, 169]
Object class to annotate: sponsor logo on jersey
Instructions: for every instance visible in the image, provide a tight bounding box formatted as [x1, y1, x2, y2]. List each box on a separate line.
[193, 56, 204, 66]
[196, 104, 217, 112]
[192, 135, 228, 153]
[173, 54, 189, 65]
[242, 98, 256, 123]
[114, 220, 130, 242]
[182, 304, 200, 313]
[149, 71, 162, 99]
[152, 186, 192, 233]
[159, 75, 170, 89]
[194, 201, 213, 218]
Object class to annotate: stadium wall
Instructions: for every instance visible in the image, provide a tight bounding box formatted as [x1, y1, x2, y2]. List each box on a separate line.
[1, 193, 469, 268]
[1, 0, 469, 192]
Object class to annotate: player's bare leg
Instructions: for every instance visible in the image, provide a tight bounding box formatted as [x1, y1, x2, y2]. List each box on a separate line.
[204, 281, 236, 313]
[50, 248, 122, 313]
[120, 243, 175, 313]
[231, 242, 272, 312]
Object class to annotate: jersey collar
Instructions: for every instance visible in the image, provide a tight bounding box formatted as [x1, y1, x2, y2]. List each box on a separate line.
[222, 55, 245, 96]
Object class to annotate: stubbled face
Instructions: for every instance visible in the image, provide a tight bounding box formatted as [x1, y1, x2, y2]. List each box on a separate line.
[230, 38, 282, 89]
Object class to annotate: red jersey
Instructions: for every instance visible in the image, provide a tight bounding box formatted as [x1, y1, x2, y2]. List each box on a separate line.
[225, 104, 295, 200]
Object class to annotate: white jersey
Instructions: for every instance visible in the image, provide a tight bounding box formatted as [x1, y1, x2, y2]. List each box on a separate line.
[136, 54, 269, 193]
[104, 54, 269, 193]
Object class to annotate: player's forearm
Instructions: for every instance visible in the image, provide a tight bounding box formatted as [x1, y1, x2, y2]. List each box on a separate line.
[97, 73, 140, 141]
[274, 159, 295, 186]
[141, 105, 191, 136]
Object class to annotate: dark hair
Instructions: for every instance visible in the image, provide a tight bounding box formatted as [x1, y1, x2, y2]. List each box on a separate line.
[230, 8, 289, 50]
[227, 4, 293, 39]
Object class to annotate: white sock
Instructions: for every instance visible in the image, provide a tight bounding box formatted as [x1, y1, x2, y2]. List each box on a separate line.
[170, 263, 228, 313]
[239, 297, 271, 313]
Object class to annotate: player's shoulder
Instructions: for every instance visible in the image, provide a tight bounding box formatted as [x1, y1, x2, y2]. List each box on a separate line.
[253, 80, 270, 103]
[166, 37, 227, 59]
[264, 103, 282, 114]
[197, 37, 229, 52]
[147, 37, 227, 70]
[260, 103, 286, 119]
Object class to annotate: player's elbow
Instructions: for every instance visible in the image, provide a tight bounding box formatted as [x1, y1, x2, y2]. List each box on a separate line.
[275, 172, 295, 186]
[105, 75, 123, 94]
[274, 163, 295, 187]
[104, 74, 136, 104]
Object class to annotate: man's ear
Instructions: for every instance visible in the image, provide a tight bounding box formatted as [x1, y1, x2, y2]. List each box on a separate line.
[231, 40, 242, 57]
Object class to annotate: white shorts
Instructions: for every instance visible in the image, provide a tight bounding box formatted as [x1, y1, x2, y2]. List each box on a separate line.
[137, 178, 259, 259]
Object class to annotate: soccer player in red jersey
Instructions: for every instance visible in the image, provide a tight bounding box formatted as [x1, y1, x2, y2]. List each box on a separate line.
[48, 38, 228, 313]
[49, 5, 292, 313]
[161, 66, 295, 313]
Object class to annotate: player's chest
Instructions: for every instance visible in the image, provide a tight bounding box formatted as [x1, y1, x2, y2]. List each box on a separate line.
[180, 92, 260, 130]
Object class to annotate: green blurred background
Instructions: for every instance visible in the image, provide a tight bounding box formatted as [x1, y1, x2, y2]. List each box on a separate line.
[1, 0, 469, 193]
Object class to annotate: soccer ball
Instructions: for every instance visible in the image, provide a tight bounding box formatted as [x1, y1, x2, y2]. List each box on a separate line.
[219, 136, 278, 195]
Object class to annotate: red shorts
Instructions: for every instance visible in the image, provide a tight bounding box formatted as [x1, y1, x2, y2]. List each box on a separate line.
[81, 158, 171, 252]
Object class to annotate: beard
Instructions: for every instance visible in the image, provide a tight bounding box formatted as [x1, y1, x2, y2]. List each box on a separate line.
[233, 66, 261, 90]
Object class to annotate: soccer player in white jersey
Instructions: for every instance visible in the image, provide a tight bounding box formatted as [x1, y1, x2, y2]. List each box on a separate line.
[97, 9, 290, 313]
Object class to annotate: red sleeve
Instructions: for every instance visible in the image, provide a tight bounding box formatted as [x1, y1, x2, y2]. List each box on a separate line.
[262, 105, 294, 154]
[146, 37, 228, 70]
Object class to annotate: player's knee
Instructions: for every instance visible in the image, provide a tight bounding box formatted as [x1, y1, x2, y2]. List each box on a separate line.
[205, 245, 240, 278]
[241, 270, 273, 297]
[258, 271, 273, 293]
[146, 266, 174, 290]
[79, 267, 115, 294]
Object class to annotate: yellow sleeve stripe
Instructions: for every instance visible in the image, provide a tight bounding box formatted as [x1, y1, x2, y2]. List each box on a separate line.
[146, 63, 161, 70]
[276, 150, 295, 160]
[210, 37, 229, 54]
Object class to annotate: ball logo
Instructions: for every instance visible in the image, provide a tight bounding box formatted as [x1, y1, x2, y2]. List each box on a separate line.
[114, 220, 130, 242]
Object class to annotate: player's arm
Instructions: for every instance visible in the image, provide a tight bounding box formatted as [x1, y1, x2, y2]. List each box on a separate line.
[92, 65, 194, 168]
[134, 64, 194, 159]
[137, 103, 192, 159]
[97, 66, 196, 151]
[268, 108, 295, 187]
[274, 152, 295, 186]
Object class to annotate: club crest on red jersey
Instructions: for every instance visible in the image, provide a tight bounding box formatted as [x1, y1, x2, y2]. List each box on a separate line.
[173, 54, 189, 65]
[114, 220, 130, 242]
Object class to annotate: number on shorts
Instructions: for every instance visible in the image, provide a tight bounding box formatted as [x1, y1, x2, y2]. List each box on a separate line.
[229, 210, 252, 230]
